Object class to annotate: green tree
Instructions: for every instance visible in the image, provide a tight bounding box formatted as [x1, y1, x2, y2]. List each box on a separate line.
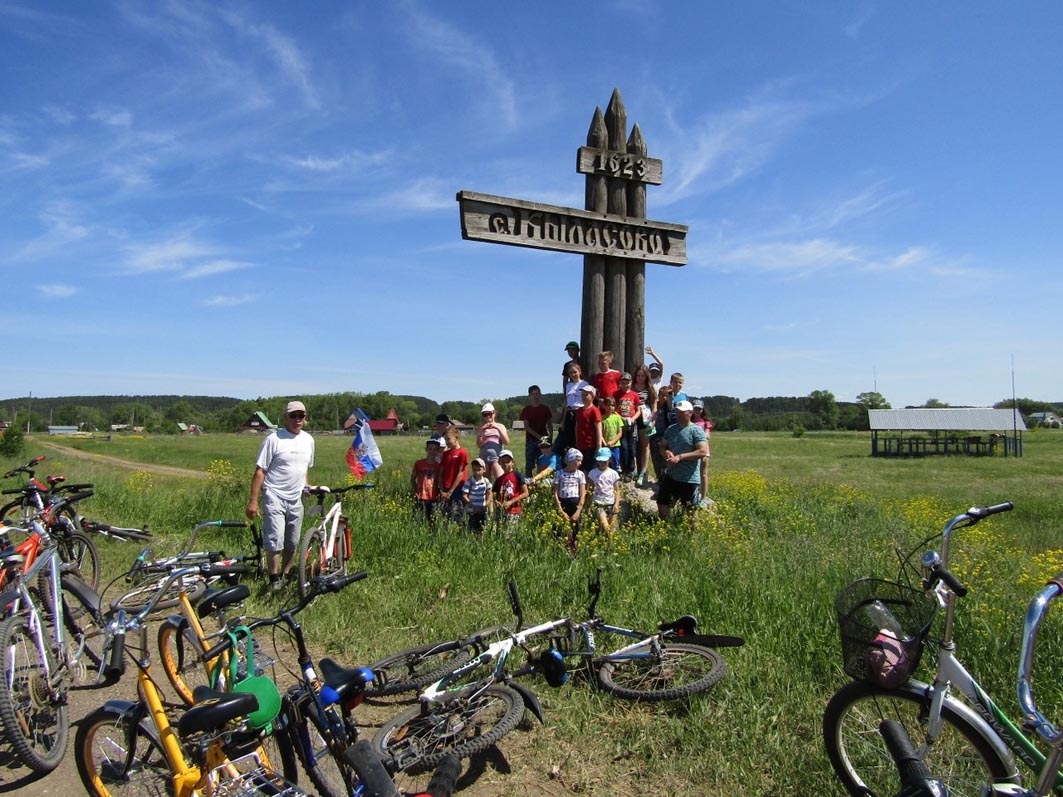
[922, 398, 949, 408]
[807, 390, 839, 430]
[0, 426, 25, 459]
[856, 391, 891, 410]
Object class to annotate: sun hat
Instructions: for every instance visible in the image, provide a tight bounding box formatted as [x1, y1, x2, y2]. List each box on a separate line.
[472, 457, 486, 468]
[675, 400, 694, 412]
[498, 449, 514, 460]
[648, 362, 662, 372]
[565, 340, 580, 351]
[481, 402, 495, 414]
[565, 449, 582, 463]
[426, 437, 442, 447]
[538, 437, 553, 448]
[620, 372, 632, 380]
[285, 401, 306, 415]
[595, 447, 611, 461]
[435, 414, 451, 425]
[692, 398, 704, 409]
[580, 384, 597, 396]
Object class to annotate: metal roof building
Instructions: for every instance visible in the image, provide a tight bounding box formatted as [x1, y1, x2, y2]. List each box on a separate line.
[868, 408, 1025, 457]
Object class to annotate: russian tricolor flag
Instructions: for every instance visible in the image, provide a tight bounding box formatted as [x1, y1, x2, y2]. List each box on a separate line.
[343, 408, 383, 478]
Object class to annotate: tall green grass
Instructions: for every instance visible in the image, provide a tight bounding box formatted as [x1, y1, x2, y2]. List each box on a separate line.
[12, 431, 1063, 795]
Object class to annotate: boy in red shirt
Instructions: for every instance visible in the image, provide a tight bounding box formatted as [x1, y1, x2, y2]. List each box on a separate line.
[613, 372, 641, 479]
[590, 350, 621, 405]
[410, 438, 441, 523]
[574, 384, 603, 471]
[493, 450, 529, 526]
[438, 426, 469, 524]
[518, 384, 553, 477]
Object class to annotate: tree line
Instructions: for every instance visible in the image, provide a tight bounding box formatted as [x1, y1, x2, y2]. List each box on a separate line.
[1, 391, 1059, 436]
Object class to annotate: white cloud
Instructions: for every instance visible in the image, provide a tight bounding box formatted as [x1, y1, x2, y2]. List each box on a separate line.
[202, 293, 257, 307]
[181, 259, 254, 279]
[37, 283, 78, 299]
[125, 234, 220, 274]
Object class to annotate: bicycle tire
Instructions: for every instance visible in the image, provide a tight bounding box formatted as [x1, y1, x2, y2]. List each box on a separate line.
[261, 722, 302, 786]
[595, 641, 727, 700]
[75, 705, 170, 797]
[367, 639, 477, 697]
[112, 574, 206, 614]
[823, 679, 1012, 797]
[297, 527, 345, 599]
[373, 684, 525, 773]
[291, 701, 359, 797]
[158, 619, 219, 705]
[56, 528, 100, 589]
[0, 612, 69, 772]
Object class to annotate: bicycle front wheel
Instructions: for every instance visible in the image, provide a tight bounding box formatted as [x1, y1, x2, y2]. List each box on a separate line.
[112, 574, 206, 615]
[367, 639, 478, 697]
[291, 703, 358, 797]
[158, 619, 218, 705]
[596, 641, 727, 700]
[75, 705, 171, 797]
[823, 679, 1013, 797]
[0, 613, 69, 772]
[297, 527, 348, 599]
[373, 684, 525, 773]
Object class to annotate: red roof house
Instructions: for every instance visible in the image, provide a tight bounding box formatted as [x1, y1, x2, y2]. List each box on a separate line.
[367, 409, 401, 435]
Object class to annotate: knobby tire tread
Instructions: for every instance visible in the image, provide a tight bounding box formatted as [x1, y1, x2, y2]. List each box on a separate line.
[596, 641, 727, 701]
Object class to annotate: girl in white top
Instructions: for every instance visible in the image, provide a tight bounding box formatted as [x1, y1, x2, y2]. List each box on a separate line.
[588, 447, 621, 533]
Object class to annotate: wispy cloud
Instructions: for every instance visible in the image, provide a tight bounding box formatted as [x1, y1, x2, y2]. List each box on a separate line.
[36, 283, 78, 299]
[125, 234, 220, 274]
[284, 149, 391, 173]
[401, 4, 517, 129]
[202, 293, 257, 307]
[181, 259, 254, 279]
[218, 8, 320, 110]
[12, 202, 91, 260]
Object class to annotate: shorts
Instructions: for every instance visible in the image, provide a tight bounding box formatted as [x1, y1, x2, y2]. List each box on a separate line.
[479, 443, 502, 464]
[656, 475, 698, 508]
[262, 489, 304, 553]
[559, 496, 581, 520]
[594, 502, 617, 516]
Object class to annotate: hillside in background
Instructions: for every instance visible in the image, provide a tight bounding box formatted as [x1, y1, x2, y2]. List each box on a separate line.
[1, 392, 1059, 435]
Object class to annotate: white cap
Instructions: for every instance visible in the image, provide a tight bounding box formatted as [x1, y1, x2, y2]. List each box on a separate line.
[481, 402, 495, 413]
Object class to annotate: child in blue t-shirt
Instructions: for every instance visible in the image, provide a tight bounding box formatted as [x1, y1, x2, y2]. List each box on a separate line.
[462, 458, 493, 536]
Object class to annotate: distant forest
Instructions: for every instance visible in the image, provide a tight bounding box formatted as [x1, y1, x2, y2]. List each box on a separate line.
[1, 392, 1059, 435]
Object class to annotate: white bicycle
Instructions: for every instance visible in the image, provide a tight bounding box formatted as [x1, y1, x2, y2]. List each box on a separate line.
[296, 483, 374, 598]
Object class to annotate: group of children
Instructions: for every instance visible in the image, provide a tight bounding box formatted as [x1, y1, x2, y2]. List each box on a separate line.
[409, 421, 622, 550]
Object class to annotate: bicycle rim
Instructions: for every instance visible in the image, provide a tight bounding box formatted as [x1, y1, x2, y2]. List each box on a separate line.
[374, 684, 524, 773]
[297, 529, 334, 599]
[57, 529, 101, 590]
[823, 680, 1012, 797]
[366, 639, 477, 697]
[596, 641, 727, 700]
[158, 620, 213, 706]
[0, 613, 69, 772]
[75, 706, 171, 797]
[293, 708, 355, 797]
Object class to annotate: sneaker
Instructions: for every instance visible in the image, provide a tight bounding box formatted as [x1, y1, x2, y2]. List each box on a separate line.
[698, 498, 710, 510]
[269, 578, 283, 593]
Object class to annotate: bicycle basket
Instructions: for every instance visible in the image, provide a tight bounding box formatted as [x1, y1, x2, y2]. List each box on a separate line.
[835, 578, 936, 688]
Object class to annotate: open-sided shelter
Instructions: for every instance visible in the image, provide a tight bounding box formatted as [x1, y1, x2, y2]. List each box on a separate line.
[868, 408, 1026, 457]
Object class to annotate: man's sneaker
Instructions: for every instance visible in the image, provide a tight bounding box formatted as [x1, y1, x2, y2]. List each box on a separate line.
[269, 578, 283, 593]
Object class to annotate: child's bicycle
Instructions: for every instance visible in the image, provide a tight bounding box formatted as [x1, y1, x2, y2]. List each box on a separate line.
[822, 502, 1063, 797]
[296, 483, 373, 598]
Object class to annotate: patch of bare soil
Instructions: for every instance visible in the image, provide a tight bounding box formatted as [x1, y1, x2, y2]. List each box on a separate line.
[34, 439, 208, 480]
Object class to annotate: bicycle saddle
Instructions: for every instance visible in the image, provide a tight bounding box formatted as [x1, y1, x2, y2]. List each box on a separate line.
[659, 614, 698, 635]
[178, 686, 259, 737]
[320, 657, 375, 701]
[195, 583, 251, 618]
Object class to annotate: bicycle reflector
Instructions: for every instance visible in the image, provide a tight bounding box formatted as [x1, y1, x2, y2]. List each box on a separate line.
[540, 648, 569, 687]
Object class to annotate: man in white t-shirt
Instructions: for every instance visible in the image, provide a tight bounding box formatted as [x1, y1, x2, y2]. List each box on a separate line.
[247, 400, 315, 590]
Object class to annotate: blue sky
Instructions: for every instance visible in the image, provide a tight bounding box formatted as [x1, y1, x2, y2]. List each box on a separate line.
[3, 1, 1061, 408]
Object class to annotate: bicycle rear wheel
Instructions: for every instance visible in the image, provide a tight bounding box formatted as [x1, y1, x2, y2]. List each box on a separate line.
[0, 613, 69, 772]
[112, 574, 206, 615]
[290, 701, 358, 797]
[373, 684, 524, 773]
[596, 640, 727, 700]
[56, 528, 100, 589]
[367, 637, 481, 697]
[823, 679, 1013, 797]
[297, 527, 346, 599]
[75, 705, 170, 797]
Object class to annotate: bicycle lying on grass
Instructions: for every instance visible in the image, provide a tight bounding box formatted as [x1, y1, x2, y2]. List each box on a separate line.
[822, 502, 1063, 797]
[373, 568, 744, 772]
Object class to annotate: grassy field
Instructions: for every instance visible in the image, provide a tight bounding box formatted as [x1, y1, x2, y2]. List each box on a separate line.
[9, 430, 1063, 795]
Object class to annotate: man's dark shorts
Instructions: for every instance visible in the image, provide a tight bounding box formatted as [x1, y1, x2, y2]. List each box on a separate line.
[656, 474, 698, 508]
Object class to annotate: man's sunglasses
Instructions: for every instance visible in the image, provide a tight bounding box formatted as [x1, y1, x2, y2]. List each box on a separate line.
[288, 412, 306, 419]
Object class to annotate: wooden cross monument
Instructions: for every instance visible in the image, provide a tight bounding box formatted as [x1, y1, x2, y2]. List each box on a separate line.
[457, 88, 687, 373]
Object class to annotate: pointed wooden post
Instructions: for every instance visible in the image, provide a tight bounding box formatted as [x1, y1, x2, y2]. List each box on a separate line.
[625, 122, 647, 371]
[581, 108, 607, 368]
[604, 89, 627, 369]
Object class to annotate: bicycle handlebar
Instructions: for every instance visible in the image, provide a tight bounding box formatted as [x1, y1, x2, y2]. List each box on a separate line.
[878, 720, 947, 796]
[2, 455, 45, 479]
[1018, 576, 1063, 745]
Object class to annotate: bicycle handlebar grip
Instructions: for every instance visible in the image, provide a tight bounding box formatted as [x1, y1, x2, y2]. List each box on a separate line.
[0, 488, 22, 495]
[341, 740, 400, 797]
[105, 631, 127, 679]
[322, 570, 368, 593]
[205, 562, 249, 577]
[65, 490, 94, 503]
[202, 635, 234, 662]
[60, 483, 94, 493]
[420, 753, 461, 797]
[935, 564, 968, 598]
[508, 579, 522, 615]
[986, 501, 1014, 515]
[879, 720, 935, 791]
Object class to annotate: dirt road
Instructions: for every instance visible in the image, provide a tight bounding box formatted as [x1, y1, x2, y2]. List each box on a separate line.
[35, 438, 209, 480]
